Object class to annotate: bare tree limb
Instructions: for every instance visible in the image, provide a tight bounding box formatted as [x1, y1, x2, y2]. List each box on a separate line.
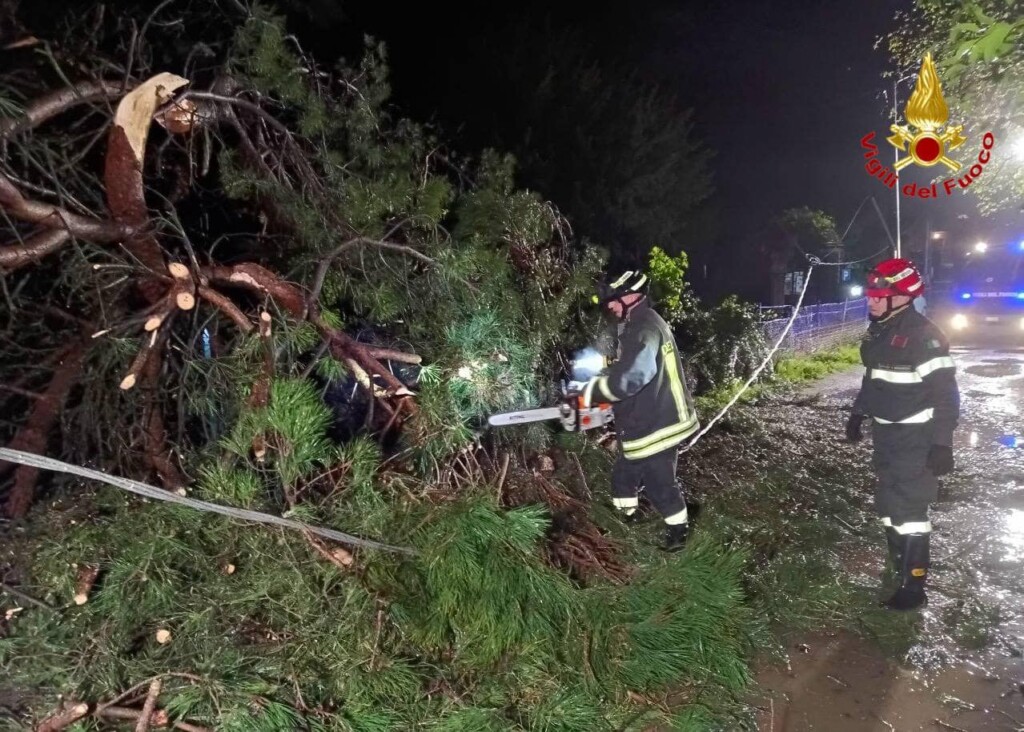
[0, 173, 131, 241]
[0, 228, 71, 270]
[0, 80, 127, 140]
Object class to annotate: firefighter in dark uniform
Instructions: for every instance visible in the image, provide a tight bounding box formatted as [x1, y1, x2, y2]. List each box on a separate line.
[579, 270, 700, 552]
[846, 258, 960, 611]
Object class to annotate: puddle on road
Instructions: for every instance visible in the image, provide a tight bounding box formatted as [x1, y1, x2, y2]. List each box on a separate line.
[964, 363, 1023, 378]
[1004, 509, 1024, 562]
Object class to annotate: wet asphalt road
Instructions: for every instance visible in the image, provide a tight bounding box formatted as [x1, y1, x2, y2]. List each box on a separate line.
[836, 343, 1024, 671]
[931, 344, 1024, 671]
[758, 344, 1024, 731]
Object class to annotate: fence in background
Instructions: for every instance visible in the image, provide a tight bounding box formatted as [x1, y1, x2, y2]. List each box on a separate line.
[759, 297, 867, 355]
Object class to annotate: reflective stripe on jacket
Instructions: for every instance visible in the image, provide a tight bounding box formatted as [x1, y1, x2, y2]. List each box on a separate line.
[853, 306, 960, 445]
[582, 301, 699, 459]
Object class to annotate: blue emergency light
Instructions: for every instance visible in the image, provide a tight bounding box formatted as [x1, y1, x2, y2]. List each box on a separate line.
[960, 292, 972, 300]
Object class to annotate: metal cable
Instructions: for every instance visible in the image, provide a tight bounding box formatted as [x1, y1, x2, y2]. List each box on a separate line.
[0, 448, 417, 555]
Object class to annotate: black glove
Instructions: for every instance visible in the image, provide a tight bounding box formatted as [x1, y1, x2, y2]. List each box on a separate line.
[845, 413, 865, 442]
[927, 444, 955, 476]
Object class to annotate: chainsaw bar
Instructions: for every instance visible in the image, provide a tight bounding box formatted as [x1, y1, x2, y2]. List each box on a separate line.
[487, 407, 563, 427]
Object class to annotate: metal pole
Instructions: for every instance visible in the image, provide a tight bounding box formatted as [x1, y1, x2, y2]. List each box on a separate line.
[925, 217, 931, 283]
[894, 80, 902, 258]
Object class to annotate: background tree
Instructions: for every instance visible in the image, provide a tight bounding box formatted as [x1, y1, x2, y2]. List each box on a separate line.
[887, 1, 1024, 213]
[415, 20, 716, 269]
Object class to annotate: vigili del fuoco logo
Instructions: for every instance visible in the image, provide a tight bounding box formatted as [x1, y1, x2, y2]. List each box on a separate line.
[861, 53, 995, 200]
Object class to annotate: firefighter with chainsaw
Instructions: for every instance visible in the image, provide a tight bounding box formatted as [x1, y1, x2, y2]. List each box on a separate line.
[579, 270, 700, 552]
[846, 257, 959, 611]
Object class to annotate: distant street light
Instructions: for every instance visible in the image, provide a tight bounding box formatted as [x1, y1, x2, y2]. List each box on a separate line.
[975, 241, 988, 253]
[849, 285, 864, 298]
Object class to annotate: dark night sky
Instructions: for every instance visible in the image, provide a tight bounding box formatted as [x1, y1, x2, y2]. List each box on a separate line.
[338, 2, 1012, 228]
[293, 1, 1023, 282]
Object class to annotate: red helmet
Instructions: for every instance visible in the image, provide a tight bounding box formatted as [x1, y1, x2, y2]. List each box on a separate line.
[865, 258, 924, 298]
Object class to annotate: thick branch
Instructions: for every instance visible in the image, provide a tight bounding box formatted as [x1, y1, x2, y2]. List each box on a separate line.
[197, 286, 253, 333]
[207, 263, 306, 317]
[1, 343, 87, 518]
[205, 262, 415, 412]
[104, 127, 166, 273]
[0, 173, 132, 242]
[139, 334, 183, 491]
[0, 228, 71, 271]
[104, 74, 188, 274]
[36, 702, 90, 732]
[366, 347, 422, 365]
[0, 80, 127, 140]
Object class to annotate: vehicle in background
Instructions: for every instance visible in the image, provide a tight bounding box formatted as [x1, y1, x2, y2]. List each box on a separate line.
[930, 242, 1024, 346]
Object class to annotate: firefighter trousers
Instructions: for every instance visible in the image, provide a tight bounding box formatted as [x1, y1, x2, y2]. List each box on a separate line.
[611, 446, 688, 524]
[872, 422, 937, 531]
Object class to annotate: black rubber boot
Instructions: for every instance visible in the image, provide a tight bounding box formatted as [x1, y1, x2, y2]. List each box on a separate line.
[883, 532, 929, 611]
[621, 509, 643, 525]
[882, 526, 903, 586]
[662, 523, 690, 553]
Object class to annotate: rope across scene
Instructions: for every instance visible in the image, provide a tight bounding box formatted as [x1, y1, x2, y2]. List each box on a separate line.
[0, 447, 416, 555]
[681, 262, 817, 453]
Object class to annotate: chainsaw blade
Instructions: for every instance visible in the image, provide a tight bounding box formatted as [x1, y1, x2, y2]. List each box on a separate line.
[487, 407, 563, 427]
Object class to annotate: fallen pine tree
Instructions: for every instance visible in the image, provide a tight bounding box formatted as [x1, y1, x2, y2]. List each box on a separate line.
[0, 3, 902, 730]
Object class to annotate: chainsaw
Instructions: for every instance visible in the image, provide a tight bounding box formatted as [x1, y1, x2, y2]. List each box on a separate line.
[487, 393, 614, 432]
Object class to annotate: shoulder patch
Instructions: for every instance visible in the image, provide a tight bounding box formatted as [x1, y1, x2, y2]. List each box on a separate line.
[890, 334, 908, 348]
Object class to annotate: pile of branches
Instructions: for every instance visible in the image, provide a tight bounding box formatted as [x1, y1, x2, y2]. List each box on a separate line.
[0, 0, 626, 589]
[0, 14, 431, 517]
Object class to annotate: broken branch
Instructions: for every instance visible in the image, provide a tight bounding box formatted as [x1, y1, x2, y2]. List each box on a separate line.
[0, 79, 128, 140]
[73, 564, 100, 605]
[36, 702, 89, 732]
[96, 706, 169, 727]
[139, 335, 183, 491]
[167, 264, 196, 311]
[105, 73, 188, 273]
[197, 286, 253, 333]
[135, 678, 162, 732]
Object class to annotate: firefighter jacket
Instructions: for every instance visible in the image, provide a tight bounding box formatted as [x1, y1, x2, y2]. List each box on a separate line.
[581, 301, 699, 459]
[853, 305, 960, 446]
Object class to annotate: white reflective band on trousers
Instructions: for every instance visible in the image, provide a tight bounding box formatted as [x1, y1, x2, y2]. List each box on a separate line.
[880, 517, 931, 533]
[664, 507, 688, 525]
[874, 408, 934, 424]
[613, 497, 639, 509]
[894, 521, 932, 534]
